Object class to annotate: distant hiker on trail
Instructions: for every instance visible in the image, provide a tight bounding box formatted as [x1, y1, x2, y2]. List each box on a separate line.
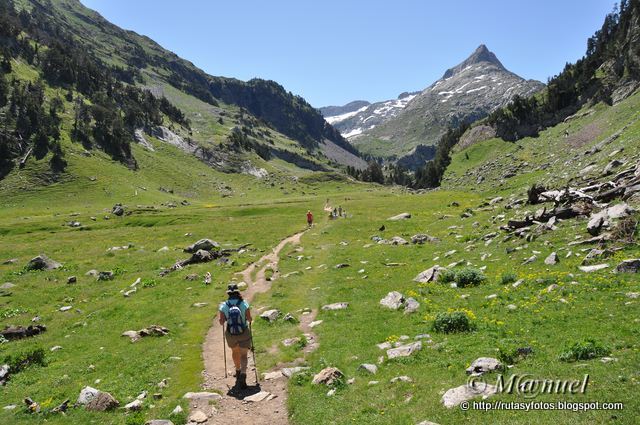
[333, 207, 338, 218]
[307, 210, 313, 227]
[338, 205, 343, 217]
[219, 284, 252, 390]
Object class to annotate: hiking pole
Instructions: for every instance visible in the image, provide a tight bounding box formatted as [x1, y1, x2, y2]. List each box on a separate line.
[222, 324, 228, 378]
[249, 322, 259, 384]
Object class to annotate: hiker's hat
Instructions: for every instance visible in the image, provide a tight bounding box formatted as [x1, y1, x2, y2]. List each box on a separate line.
[226, 283, 240, 295]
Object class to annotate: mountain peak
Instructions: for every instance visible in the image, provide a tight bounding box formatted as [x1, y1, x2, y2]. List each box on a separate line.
[442, 44, 505, 79]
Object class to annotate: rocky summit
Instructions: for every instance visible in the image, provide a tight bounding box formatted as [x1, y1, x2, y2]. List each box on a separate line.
[342, 45, 544, 160]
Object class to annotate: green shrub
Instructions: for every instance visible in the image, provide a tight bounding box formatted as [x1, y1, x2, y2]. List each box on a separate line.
[141, 278, 157, 288]
[3, 348, 47, 374]
[438, 267, 486, 287]
[559, 339, 610, 362]
[432, 311, 475, 333]
[500, 272, 518, 285]
[455, 267, 486, 287]
[497, 343, 533, 364]
[438, 269, 457, 283]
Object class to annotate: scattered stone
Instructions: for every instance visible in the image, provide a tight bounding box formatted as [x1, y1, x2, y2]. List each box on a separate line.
[122, 325, 169, 342]
[522, 255, 537, 265]
[413, 265, 446, 283]
[97, 271, 114, 281]
[387, 341, 422, 359]
[441, 383, 497, 408]
[67, 276, 77, 284]
[184, 239, 219, 253]
[368, 381, 379, 386]
[544, 252, 559, 265]
[146, 421, 174, 425]
[388, 213, 411, 221]
[411, 234, 439, 244]
[50, 345, 63, 352]
[85, 391, 120, 411]
[390, 236, 409, 245]
[112, 204, 125, 216]
[1, 325, 46, 341]
[25, 254, 61, 271]
[404, 297, 420, 314]
[358, 364, 378, 374]
[390, 376, 413, 383]
[182, 392, 222, 401]
[308, 320, 323, 328]
[334, 263, 350, 269]
[0, 282, 15, 290]
[281, 366, 309, 378]
[264, 371, 284, 380]
[124, 399, 143, 411]
[321, 302, 349, 311]
[0, 364, 10, 385]
[192, 302, 208, 308]
[244, 391, 271, 402]
[466, 357, 503, 375]
[312, 367, 344, 386]
[283, 313, 298, 323]
[188, 410, 208, 423]
[380, 291, 405, 310]
[282, 337, 301, 347]
[578, 264, 609, 273]
[260, 309, 280, 322]
[615, 259, 640, 273]
[376, 341, 392, 350]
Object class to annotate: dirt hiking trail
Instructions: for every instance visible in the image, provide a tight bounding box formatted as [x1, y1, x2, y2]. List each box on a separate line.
[188, 230, 308, 424]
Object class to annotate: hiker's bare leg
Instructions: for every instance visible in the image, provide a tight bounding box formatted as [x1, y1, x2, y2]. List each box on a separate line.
[239, 347, 249, 373]
[231, 346, 242, 371]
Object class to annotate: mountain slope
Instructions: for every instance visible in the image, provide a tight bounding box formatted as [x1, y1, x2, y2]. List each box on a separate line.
[0, 0, 364, 185]
[320, 92, 419, 138]
[351, 45, 544, 159]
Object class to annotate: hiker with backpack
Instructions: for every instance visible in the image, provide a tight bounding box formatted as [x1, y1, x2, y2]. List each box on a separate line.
[219, 284, 253, 389]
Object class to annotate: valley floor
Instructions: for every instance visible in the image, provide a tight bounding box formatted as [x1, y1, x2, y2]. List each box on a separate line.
[1, 182, 638, 424]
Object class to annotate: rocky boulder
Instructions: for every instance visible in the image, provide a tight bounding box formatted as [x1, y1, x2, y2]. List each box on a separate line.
[587, 203, 633, 235]
[260, 309, 280, 322]
[615, 259, 640, 273]
[112, 204, 125, 216]
[388, 213, 411, 221]
[380, 291, 405, 310]
[312, 367, 344, 386]
[85, 391, 119, 411]
[465, 357, 503, 375]
[25, 254, 61, 271]
[411, 234, 440, 244]
[0, 364, 10, 385]
[358, 364, 378, 374]
[413, 265, 446, 283]
[441, 383, 497, 408]
[321, 302, 349, 311]
[544, 252, 559, 265]
[1, 325, 46, 341]
[184, 239, 220, 253]
[387, 341, 422, 359]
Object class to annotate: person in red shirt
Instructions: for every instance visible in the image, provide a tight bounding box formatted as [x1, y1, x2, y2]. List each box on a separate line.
[306, 210, 313, 227]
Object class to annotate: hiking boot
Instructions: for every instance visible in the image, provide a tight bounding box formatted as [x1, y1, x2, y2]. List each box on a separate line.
[238, 372, 248, 389]
[234, 369, 241, 378]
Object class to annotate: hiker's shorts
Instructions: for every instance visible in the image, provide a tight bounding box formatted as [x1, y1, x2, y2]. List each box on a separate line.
[225, 328, 251, 349]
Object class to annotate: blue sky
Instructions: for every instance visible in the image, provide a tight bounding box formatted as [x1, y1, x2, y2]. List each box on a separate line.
[81, 0, 614, 107]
